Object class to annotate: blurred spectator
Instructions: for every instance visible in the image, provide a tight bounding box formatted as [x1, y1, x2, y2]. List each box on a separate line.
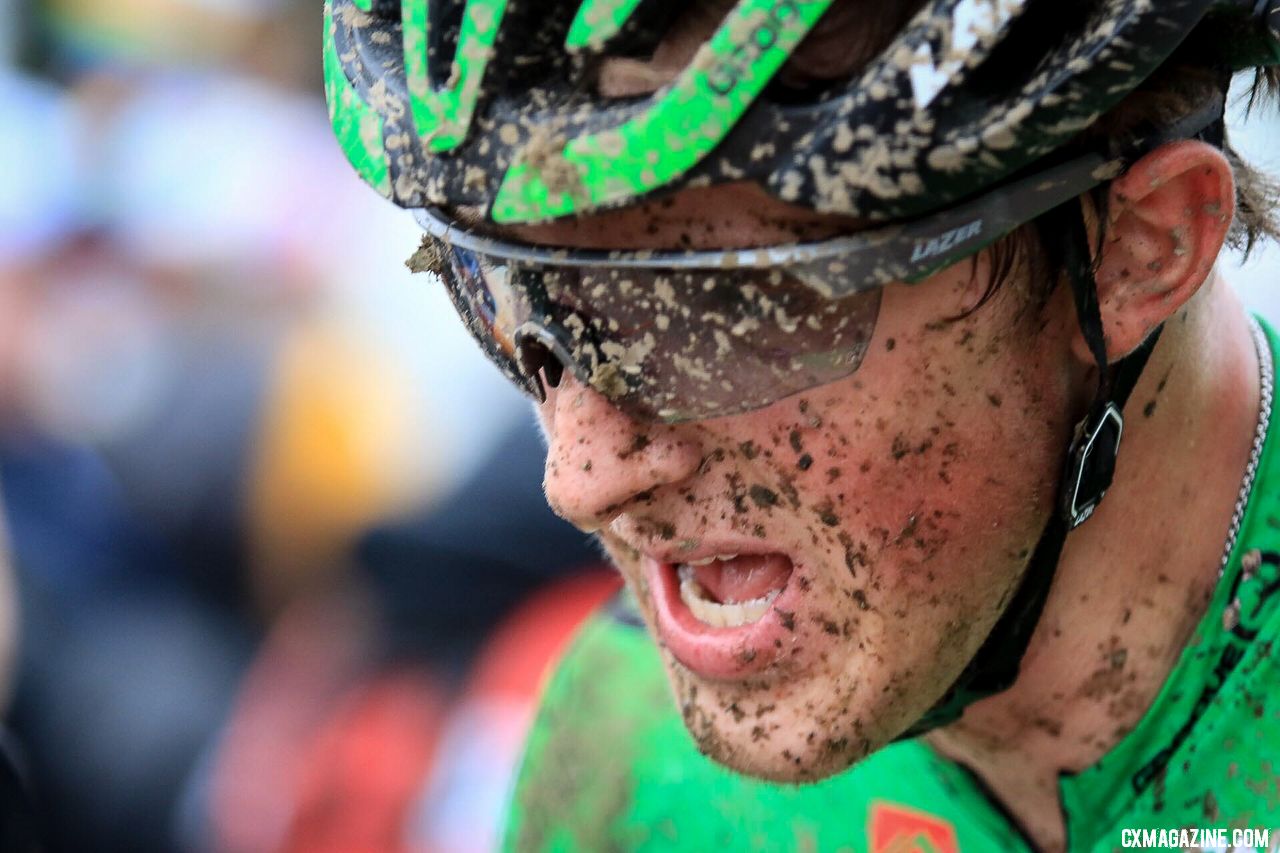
[0, 69, 261, 853]
[199, 418, 612, 853]
[0, 6, 557, 849]
[0, 70, 82, 264]
[399, 570, 622, 853]
[358, 422, 606, 674]
[38, 0, 320, 91]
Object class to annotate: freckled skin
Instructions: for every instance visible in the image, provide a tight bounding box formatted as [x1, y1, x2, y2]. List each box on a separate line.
[540, 255, 1080, 781]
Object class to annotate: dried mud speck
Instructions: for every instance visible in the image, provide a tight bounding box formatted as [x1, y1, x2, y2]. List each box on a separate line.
[749, 485, 780, 509]
[618, 433, 651, 459]
[1202, 789, 1219, 821]
[728, 473, 749, 514]
[778, 477, 801, 509]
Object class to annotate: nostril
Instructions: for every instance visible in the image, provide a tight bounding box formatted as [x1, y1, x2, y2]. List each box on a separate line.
[514, 338, 551, 401]
[515, 332, 567, 393]
[543, 358, 564, 389]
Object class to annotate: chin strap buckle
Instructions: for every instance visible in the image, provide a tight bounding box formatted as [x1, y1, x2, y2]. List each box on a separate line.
[1062, 402, 1125, 529]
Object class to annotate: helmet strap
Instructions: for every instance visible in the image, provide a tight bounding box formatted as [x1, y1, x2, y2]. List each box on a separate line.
[898, 199, 1162, 738]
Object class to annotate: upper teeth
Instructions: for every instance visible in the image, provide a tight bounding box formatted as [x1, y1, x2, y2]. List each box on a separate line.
[677, 563, 779, 628]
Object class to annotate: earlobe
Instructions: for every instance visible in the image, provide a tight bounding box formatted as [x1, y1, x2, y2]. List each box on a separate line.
[1076, 140, 1234, 363]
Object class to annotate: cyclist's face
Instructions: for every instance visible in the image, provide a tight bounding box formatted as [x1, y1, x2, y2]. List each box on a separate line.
[528, 185, 1084, 781]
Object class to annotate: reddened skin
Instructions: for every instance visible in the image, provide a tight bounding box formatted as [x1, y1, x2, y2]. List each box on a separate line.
[1075, 140, 1236, 364]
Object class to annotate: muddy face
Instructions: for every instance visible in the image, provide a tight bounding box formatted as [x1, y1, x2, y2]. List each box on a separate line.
[532, 197, 1086, 780]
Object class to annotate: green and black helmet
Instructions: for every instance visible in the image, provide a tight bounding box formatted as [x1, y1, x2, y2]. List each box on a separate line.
[325, 0, 1280, 225]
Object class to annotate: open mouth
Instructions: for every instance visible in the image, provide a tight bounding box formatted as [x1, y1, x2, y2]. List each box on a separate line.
[647, 549, 800, 680]
[676, 554, 793, 628]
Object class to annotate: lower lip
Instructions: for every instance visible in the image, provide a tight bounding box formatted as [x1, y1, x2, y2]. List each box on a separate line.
[646, 556, 799, 680]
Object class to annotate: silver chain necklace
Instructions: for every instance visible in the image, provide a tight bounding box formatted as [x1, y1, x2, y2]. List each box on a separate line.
[1216, 315, 1273, 578]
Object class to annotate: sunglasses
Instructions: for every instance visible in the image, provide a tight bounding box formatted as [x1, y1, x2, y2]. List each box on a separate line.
[412, 107, 1218, 423]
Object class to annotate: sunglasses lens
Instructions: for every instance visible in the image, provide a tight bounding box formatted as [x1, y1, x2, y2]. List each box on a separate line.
[538, 268, 881, 421]
[436, 242, 544, 394]
[433, 239, 882, 422]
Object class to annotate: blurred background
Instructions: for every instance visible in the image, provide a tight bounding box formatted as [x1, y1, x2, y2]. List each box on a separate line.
[0, 2, 1277, 851]
[0, 2, 620, 850]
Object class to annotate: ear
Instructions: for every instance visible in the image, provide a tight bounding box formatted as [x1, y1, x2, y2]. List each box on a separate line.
[1073, 140, 1234, 364]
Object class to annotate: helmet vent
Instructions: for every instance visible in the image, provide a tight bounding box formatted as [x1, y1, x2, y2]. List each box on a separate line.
[367, 0, 401, 20]
[948, 0, 1093, 116]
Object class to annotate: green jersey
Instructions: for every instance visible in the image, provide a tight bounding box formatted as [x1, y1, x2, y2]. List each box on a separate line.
[505, 320, 1280, 853]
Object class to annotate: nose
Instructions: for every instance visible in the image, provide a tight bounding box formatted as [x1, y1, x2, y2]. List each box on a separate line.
[542, 375, 705, 532]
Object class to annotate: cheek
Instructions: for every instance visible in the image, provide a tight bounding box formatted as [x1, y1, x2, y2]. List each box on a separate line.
[763, 288, 1071, 599]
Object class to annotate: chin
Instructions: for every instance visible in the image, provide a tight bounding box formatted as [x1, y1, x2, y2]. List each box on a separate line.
[662, 653, 928, 786]
[706, 733, 877, 785]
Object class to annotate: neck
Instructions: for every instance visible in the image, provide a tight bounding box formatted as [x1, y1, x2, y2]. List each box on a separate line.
[926, 274, 1262, 851]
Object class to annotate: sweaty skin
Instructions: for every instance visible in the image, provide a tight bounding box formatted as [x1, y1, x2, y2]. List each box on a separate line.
[517, 138, 1255, 850]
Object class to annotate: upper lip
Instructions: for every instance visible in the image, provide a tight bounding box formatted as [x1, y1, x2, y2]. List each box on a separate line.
[610, 520, 793, 568]
[675, 553, 742, 566]
[656, 547, 790, 566]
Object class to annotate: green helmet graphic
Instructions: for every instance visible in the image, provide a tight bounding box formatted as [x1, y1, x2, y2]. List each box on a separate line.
[325, 0, 1280, 224]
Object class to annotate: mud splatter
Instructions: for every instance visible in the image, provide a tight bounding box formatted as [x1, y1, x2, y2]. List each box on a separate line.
[749, 485, 780, 509]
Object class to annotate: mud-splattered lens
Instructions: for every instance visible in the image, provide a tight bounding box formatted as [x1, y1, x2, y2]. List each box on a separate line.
[534, 267, 880, 421]
[433, 237, 882, 422]
[439, 245, 541, 395]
